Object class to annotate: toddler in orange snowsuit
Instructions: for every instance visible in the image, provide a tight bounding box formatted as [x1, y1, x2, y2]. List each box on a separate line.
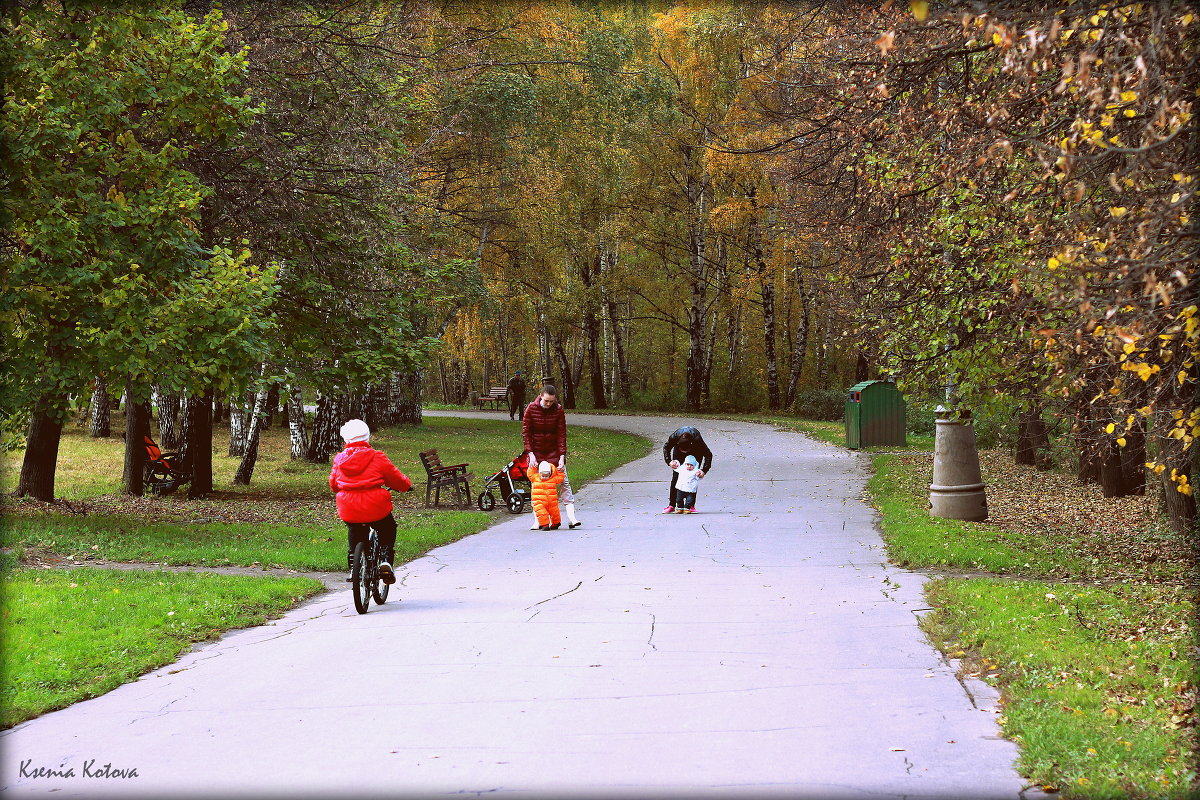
[530, 460, 564, 530]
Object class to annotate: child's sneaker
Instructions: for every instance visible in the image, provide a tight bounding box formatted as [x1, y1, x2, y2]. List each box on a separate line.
[538, 525, 550, 531]
[549, 523, 560, 530]
[662, 506, 675, 514]
[378, 562, 396, 584]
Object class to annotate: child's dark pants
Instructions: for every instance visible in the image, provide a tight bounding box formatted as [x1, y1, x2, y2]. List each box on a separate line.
[674, 490, 696, 509]
[346, 513, 398, 567]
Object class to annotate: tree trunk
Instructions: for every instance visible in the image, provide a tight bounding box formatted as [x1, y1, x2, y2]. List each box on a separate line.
[187, 391, 214, 498]
[154, 384, 183, 450]
[762, 276, 779, 410]
[232, 377, 270, 486]
[227, 393, 249, 457]
[1122, 416, 1147, 494]
[261, 383, 279, 431]
[89, 377, 111, 438]
[816, 306, 832, 389]
[285, 385, 309, 459]
[1157, 436, 1197, 533]
[305, 391, 341, 463]
[604, 297, 631, 404]
[785, 266, 813, 408]
[553, 335, 577, 410]
[17, 406, 64, 501]
[363, 382, 389, 430]
[1015, 411, 1049, 466]
[684, 165, 710, 413]
[582, 250, 607, 410]
[121, 384, 151, 496]
[393, 370, 423, 425]
[855, 351, 869, 383]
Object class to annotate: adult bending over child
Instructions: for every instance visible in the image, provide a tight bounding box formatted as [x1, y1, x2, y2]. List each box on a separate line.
[662, 425, 712, 513]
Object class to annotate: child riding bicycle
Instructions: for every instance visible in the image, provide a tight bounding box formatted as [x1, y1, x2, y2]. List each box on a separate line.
[329, 419, 413, 584]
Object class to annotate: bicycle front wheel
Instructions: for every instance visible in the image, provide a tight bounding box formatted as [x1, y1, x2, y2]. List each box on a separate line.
[351, 541, 371, 614]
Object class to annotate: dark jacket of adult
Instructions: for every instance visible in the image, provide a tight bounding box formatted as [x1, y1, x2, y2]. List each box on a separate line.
[662, 426, 713, 472]
[507, 373, 527, 400]
[522, 398, 567, 463]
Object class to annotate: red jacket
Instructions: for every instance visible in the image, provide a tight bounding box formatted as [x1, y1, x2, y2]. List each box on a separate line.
[522, 399, 567, 463]
[329, 442, 412, 523]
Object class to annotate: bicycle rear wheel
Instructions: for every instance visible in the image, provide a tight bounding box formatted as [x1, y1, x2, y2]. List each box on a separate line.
[351, 541, 371, 614]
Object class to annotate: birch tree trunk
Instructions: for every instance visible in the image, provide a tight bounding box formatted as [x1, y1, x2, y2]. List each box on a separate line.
[305, 390, 342, 463]
[154, 384, 183, 450]
[227, 394, 249, 457]
[233, 372, 271, 485]
[285, 385, 309, 460]
[393, 370, 423, 425]
[89, 377, 111, 438]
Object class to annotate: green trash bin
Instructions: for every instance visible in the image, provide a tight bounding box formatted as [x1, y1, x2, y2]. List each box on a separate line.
[845, 380, 906, 449]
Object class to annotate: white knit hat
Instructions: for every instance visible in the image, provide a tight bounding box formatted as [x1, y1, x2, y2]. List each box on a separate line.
[340, 418, 370, 443]
[538, 460, 554, 476]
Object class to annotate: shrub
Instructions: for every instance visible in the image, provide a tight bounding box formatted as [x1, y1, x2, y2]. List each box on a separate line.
[792, 389, 846, 421]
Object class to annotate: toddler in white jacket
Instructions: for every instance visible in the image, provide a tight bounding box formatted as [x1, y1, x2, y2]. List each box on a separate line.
[672, 455, 702, 513]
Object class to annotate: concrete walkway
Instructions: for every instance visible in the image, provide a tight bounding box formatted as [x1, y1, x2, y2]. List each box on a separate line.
[1, 411, 1033, 799]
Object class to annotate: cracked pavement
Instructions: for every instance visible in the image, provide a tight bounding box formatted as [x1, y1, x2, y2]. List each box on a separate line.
[0, 411, 1038, 799]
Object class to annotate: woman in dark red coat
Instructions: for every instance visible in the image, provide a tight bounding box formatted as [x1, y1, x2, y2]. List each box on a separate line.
[521, 385, 580, 529]
[329, 419, 412, 583]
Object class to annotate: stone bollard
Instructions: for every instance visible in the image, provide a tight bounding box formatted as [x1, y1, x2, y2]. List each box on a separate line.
[929, 406, 988, 521]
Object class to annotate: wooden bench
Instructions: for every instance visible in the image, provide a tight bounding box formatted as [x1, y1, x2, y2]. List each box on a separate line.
[477, 386, 508, 410]
[418, 448, 473, 509]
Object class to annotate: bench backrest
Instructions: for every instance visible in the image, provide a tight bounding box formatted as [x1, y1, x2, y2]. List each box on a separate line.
[419, 449, 443, 475]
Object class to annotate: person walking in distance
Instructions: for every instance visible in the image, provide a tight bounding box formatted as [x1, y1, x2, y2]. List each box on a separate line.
[507, 370, 527, 421]
[662, 425, 712, 513]
[521, 385, 581, 529]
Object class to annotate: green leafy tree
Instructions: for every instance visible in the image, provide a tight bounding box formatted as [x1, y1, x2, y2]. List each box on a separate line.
[1, 1, 270, 500]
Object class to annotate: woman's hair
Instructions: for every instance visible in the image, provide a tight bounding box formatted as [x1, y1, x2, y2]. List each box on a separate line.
[541, 384, 557, 398]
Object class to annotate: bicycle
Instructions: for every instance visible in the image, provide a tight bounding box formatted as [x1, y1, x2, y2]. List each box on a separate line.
[351, 527, 391, 614]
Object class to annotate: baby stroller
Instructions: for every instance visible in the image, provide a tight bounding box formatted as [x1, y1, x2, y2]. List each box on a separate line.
[477, 454, 531, 514]
[141, 434, 191, 496]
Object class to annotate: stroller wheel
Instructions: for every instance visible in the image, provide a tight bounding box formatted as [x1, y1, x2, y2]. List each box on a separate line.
[477, 491, 496, 512]
[506, 493, 526, 514]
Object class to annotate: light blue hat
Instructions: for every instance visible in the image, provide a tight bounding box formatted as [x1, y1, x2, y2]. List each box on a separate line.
[684, 455, 699, 468]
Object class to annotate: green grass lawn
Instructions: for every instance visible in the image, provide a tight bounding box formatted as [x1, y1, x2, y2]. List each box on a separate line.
[0, 564, 323, 728]
[923, 580, 1197, 798]
[0, 511, 487, 572]
[867, 445, 1198, 798]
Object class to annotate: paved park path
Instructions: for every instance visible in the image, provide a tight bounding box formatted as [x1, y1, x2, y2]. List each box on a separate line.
[1, 411, 1035, 799]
